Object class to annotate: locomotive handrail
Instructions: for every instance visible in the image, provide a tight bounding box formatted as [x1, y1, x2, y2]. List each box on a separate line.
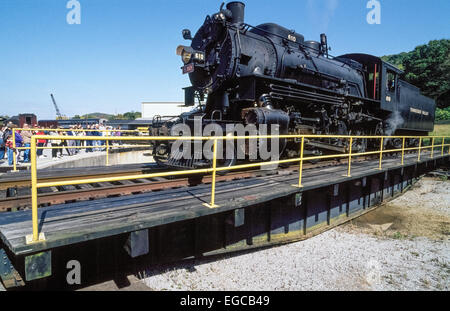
[26, 134, 450, 244]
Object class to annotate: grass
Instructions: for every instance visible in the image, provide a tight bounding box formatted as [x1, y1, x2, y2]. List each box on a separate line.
[439, 175, 448, 182]
[430, 124, 450, 150]
[431, 124, 450, 137]
[391, 232, 408, 240]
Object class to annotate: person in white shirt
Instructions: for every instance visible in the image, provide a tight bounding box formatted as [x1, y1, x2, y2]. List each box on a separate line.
[99, 123, 106, 151]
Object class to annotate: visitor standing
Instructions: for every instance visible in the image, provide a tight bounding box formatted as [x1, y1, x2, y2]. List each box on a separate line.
[85, 125, 93, 153]
[21, 124, 32, 163]
[0, 124, 5, 161]
[67, 126, 76, 155]
[99, 122, 106, 151]
[14, 128, 23, 163]
[36, 127, 47, 158]
[49, 128, 61, 159]
[59, 129, 70, 156]
[5, 134, 14, 166]
[2, 123, 13, 164]
[116, 126, 123, 145]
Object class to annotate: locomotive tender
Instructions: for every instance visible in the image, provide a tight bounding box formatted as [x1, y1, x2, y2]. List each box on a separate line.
[153, 1, 436, 168]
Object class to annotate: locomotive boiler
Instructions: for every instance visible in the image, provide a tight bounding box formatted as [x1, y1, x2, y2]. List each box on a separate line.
[153, 1, 436, 168]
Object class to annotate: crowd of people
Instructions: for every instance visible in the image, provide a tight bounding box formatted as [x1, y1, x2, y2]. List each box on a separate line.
[0, 122, 123, 166]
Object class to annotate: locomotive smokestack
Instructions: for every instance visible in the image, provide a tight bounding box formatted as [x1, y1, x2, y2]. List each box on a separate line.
[226, 1, 245, 24]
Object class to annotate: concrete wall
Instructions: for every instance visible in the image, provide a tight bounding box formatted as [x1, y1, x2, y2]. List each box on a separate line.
[40, 149, 154, 170]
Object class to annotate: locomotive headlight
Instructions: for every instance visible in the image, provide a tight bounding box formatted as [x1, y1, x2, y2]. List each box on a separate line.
[177, 45, 193, 64]
[182, 51, 192, 64]
[176, 45, 203, 64]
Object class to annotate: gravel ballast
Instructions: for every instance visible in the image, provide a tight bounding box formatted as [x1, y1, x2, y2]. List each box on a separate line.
[142, 178, 450, 291]
[143, 229, 449, 291]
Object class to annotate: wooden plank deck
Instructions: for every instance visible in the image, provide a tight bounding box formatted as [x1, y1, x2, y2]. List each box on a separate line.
[0, 152, 447, 256]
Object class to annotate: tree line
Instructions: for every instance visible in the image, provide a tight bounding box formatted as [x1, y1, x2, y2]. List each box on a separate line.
[381, 39, 450, 120]
[73, 111, 142, 121]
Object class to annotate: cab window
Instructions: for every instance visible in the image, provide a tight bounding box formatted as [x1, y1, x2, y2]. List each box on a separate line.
[386, 70, 396, 92]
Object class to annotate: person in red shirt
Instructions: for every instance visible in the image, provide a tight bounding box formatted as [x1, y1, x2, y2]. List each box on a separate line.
[5, 134, 14, 166]
[36, 126, 47, 158]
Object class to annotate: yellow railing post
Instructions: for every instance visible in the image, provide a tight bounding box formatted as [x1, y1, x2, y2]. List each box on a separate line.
[12, 129, 17, 172]
[401, 137, 406, 166]
[418, 137, 422, 162]
[431, 137, 435, 159]
[293, 136, 305, 188]
[447, 137, 450, 156]
[31, 138, 38, 242]
[26, 137, 45, 244]
[347, 137, 353, 177]
[441, 137, 444, 157]
[106, 132, 110, 166]
[378, 137, 384, 170]
[204, 138, 219, 209]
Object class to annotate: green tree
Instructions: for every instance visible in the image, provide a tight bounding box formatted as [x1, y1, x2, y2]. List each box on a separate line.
[436, 107, 450, 121]
[382, 39, 450, 109]
[110, 114, 125, 120]
[123, 111, 142, 120]
[403, 40, 450, 104]
[437, 90, 450, 110]
[381, 52, 408, 70]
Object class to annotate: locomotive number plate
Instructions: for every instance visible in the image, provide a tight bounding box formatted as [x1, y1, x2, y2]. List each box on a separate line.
[182, 63, 194, 74]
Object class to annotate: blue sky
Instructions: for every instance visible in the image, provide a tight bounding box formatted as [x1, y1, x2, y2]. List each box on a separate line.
[0, 0, 449, 119]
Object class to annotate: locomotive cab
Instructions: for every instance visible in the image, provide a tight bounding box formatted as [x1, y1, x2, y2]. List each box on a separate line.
[338, 53, 436, 135]
[380, 61, 402, 112]
[338, 53, 403, 112]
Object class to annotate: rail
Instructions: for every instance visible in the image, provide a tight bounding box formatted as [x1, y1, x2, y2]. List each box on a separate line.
[9, 127, 150, 171]
[26, 134, 450, 244]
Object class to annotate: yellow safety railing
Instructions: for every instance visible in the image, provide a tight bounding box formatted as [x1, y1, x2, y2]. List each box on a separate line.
[26, 134, 450, 244]
[10, 128, 150, 171]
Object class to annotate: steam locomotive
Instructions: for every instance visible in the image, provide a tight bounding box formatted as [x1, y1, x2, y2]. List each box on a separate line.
[152, 1, 436, 168]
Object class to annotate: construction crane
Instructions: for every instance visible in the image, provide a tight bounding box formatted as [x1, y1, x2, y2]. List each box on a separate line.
[50, 94, 67, 120]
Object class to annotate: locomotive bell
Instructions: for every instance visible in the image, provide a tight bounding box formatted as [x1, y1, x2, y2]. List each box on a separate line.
[182, 29, 192, 40]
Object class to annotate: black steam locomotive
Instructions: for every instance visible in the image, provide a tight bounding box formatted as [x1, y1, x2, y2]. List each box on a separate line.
[152, 1, 436, 168]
